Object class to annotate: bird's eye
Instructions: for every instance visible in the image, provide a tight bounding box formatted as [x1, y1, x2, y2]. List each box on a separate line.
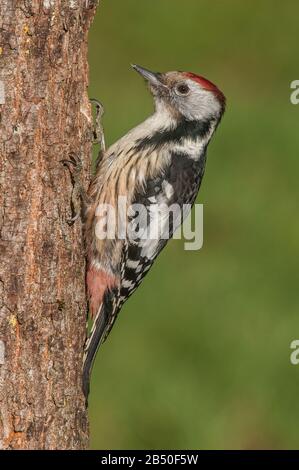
[175, 83, 190, 96]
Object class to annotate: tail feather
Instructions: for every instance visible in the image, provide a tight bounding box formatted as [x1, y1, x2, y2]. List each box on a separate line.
[82, 304, 107, 400]
[82, 288, 118, 402]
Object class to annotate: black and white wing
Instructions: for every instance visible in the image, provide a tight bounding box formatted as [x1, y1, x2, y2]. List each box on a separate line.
[119, 150, 207, 303]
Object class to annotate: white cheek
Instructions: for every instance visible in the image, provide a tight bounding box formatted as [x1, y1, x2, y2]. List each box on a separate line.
[201, 93, 221, 118]
[180, 86, 220, 121]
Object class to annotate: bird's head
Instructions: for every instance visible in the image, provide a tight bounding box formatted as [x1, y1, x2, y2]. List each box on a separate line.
[132, 64, 225, 122]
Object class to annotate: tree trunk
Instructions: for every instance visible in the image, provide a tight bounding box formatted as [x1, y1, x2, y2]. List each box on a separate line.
[0, 0, 99, 450]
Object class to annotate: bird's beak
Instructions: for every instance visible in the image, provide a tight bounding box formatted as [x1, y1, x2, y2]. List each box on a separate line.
[131, 64, 166, 89]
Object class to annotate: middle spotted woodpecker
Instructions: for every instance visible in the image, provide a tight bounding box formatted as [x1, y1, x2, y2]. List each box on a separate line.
[83, 65, 225, 398]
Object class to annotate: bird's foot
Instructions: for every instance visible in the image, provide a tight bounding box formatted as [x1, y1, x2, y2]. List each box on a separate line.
[90, 98, 106, 166]
[61, 153, 89, 225]
[90, 98, 105, 148]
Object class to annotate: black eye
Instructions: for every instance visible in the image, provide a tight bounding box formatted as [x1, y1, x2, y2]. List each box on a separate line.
[175, 83, 190, 96]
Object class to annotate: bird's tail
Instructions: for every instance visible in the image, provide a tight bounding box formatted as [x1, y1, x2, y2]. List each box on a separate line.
[82, 289, 117, 401]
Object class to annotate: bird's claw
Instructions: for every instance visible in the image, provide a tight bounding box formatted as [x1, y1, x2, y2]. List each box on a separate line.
[90, 98, 106, 151]
[66, 212, 80, 226]
[61, 153, 83, 174]
[61, 153, 87, 225]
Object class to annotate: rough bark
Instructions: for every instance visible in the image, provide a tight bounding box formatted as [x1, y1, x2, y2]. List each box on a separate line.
[0, 0, 99, 450]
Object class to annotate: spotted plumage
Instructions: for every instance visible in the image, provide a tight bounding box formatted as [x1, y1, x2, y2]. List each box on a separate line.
[82, 65, 225, 399]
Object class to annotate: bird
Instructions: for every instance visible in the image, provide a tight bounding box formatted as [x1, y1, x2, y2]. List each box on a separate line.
[82, 64, 225, 399]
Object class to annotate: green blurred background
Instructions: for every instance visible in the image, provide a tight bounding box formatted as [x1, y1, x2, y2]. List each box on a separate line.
[87, 0, 299, 449]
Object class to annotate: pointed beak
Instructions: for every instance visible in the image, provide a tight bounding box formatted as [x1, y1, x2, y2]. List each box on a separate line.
[131, 64, 166, 88]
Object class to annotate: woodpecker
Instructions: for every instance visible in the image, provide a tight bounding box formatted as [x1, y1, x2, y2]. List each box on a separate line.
[83, 65, 225, 398]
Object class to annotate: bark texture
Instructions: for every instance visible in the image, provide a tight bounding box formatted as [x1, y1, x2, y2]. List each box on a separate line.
[0, 0, 99, 449]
